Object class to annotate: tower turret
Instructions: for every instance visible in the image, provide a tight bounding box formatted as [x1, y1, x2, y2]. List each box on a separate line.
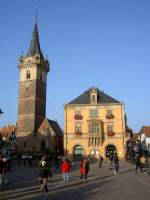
[17, 18, 50, 152]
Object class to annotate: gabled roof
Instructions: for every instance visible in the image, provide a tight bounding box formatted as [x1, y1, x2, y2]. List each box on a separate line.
[67, 88, 120, 105]
[0, 125, 17, 138]
[47, 119, 63, 137]
[27, 21, 44, 59]
[140, 126, 150, 137]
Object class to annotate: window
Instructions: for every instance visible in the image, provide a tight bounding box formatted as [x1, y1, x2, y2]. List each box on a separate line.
[40, 71, 43, 81]
[89, 137, 100, 146]
[95, 138, 97, 146]
[26, 87, 30, 96]
[75, 126, 82, 133]
[107, 125, 113, 132]
[88, 138, 90, 147]
[106, 110, 114, 119]
[89, 110, 98, 118]
[107, 110, 112, 116]
[74, 111, 83, 120]
[26, 70, 31, 79]
[89, 124, 100, 133]
[91, 95, 96, 102]
[75, 111, 81, 116]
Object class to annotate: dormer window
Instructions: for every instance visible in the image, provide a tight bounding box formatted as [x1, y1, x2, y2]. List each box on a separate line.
[26, 70, 31, 79]
[92, 95, 96, 102]
[90, 88, 97, 104]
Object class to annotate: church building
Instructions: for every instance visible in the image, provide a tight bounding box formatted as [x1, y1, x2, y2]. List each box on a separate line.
[17, 18, 63, 155]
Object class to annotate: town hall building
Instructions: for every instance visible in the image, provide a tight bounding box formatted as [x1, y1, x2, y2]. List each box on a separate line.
[64, 87, 130, 159]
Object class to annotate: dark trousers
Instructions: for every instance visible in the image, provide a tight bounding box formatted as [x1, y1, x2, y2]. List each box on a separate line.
[99, 160, 102, 168]
[80, 172, 88, 180]
[135, 163, 142, 173]
[41, 178, 48, 192]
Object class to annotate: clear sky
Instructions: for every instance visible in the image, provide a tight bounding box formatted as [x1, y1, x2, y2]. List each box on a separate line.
[0, 0, 150, 132]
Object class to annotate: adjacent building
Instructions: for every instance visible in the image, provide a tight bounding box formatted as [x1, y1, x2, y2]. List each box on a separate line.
[0, 124, 17, 155]
[64, 87, 129, 159]
[139, 126, 150, 153]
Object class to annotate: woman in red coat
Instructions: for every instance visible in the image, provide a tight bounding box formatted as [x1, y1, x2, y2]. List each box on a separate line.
[61, 158, 70, 181]
[80, 158, 90, 181]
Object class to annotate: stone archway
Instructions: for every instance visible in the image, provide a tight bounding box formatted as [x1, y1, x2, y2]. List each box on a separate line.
[105, 144, 117, 157]
[73, 145, 84, 158]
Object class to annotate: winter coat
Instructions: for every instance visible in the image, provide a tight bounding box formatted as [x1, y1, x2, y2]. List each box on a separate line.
[61, 161, 70, 173]
[39, 161, 49, 178]
[113, 155, 119, 164]
[80, 161, 89, 175]
[3, 159, 8, 174]
[0, 159, 4, 174]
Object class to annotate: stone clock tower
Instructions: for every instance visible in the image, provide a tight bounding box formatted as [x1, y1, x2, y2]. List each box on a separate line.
[17, 19, 50, 152]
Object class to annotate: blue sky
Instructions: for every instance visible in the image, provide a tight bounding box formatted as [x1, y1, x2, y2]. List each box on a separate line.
[0, 0, 150, 132]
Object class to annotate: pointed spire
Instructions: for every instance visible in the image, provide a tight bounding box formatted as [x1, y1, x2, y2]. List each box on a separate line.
[27, 11, 44, 59]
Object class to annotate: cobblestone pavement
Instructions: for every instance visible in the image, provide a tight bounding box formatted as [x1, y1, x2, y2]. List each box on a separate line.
[0, 160, 150, 200]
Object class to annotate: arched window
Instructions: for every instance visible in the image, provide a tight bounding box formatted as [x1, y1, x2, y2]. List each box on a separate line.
[26, 70, 31, 79]
[106, 144, 117, 157]
[73, 145, 84, 157]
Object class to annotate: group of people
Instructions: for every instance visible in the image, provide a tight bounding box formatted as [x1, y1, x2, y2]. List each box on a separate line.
[0, 151, 146, 192]
[99, 153, 120, 175]
[0, 154, 9, 186]
[38, 156, 90, 192]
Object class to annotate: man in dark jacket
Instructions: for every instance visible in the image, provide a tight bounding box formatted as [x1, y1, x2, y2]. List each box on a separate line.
[135, 154, 143, 173]
[39, 158, 49, 192]
[113, 153, 119, 175]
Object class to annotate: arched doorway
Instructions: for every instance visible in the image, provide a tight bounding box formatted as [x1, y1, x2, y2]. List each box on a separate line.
[73, 145, 84, 158]
[41, 139, 46, 152]
[106, 144, 117, 157]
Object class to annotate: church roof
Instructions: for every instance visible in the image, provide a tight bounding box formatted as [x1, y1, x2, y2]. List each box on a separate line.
[47, 119, 63, 136]
[27, 21, 44, 59]
[67, 88, 120, 105]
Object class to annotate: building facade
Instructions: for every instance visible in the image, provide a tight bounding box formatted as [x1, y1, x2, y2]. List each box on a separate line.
[0, 124, 17, 155]
[16, 19, 63, 154]
[64, 87, 129, 159]
[139, 126, 150, 153]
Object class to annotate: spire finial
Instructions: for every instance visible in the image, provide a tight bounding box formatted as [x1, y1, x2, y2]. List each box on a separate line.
[35, 6, 38, 24]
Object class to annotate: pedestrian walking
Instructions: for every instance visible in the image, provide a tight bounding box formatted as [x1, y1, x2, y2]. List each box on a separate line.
[98, 155, 104, 168]
[2, 157, 9, 184]
[17, 154, 21, 166]
[61, 158, 70, 181]
[109, 154, 113, 170]
[0, 155, 4, 186]
[39, 157, 49, 192]
[135, 154, 143, 173]
[80, 158, 90, 182]
[112, 153, 119, 175]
